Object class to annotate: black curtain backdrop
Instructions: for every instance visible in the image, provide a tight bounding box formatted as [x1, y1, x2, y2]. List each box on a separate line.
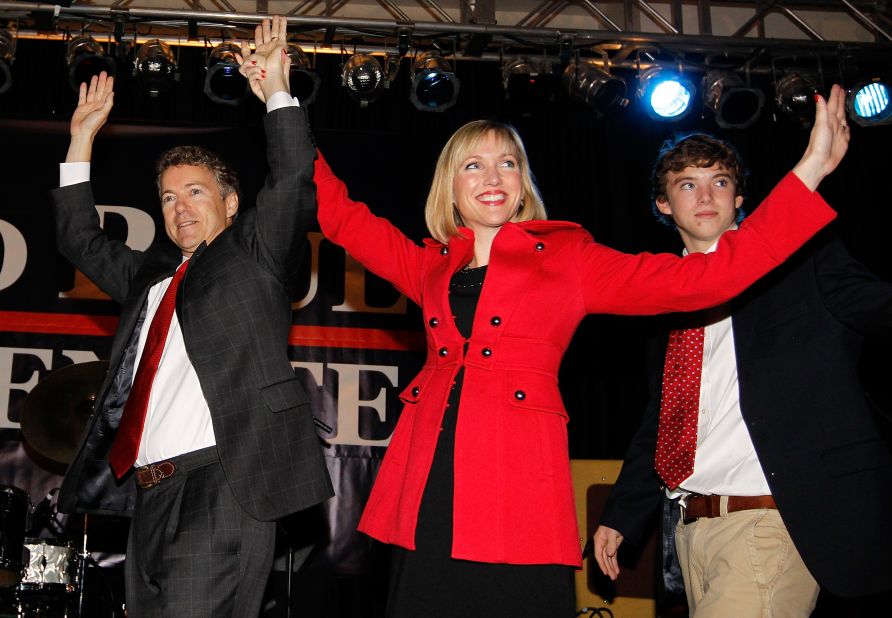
[2, 39, 891, 616]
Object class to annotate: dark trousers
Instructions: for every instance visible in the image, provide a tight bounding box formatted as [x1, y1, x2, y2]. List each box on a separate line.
[125, 447, 276, 618]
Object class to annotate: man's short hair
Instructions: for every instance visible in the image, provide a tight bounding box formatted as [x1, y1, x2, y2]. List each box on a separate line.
[651, 133, 749, 227]
[155, 145, 240, 200]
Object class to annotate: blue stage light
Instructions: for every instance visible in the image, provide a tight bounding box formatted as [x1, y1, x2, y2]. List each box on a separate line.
[849, 80, 891, 125]
[638, 68, 695, 121]
[410, 51, 460, 112]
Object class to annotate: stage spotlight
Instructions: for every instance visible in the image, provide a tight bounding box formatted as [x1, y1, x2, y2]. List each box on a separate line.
[410, 51, 460, 112]
[562, 58, 628, 117]
[847, 78, 892, 126]
[702, 70, 765, 129]
[638, 67, 695, 121]
[0, 28, 14, 95]
[774, 73, 818, 127]
[204, 42, 248, 105]
[133, 39, 178, 97]
[66, 36, 117, 92]
[286, 44, 321, 106]
[502, 57, 558, 116]
[342, 53, 386, 107]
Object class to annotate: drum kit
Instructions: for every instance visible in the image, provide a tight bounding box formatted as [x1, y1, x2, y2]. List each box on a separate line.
[1, 361, 110, 618]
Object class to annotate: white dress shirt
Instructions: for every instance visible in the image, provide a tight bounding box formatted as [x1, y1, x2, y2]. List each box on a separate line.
[672, 238, 771, 497]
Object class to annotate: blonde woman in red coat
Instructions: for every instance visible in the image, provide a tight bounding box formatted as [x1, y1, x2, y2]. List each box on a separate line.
[311, 88, 849, 615]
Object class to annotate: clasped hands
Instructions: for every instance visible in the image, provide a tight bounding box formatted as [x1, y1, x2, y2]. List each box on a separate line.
[236, 15, 291, 103]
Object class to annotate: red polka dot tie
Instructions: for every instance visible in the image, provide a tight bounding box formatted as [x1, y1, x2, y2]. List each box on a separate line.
[654, 326, 704, 489]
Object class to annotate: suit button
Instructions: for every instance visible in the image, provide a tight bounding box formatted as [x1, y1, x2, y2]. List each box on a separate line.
[411, 386, 420, 396]
[534, 242, 545, 251]
[514, 390, 526, 400]
[490, 316, 501, 326]
[440, 247, 449, 255]
[429, 317, 439, 327]
[438, 347, 448, 357]
[482, 347, 492, 357]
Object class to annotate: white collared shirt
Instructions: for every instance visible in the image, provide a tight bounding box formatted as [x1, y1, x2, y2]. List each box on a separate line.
[670, 237, 771, 497]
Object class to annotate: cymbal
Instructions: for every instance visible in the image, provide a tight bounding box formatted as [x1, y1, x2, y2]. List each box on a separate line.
[21, 361, 108, 465]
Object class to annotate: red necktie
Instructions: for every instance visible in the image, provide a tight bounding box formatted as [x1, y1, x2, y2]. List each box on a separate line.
[654, 326, 705, 489]
[109, 260, 189, 478]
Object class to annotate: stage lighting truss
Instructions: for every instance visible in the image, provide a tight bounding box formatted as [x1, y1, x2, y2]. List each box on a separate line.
[0, 28, 14, 95]
[774, 73, 819, 127]
[204, 42, 248, 105]
[847, 78, 892, 127]
[562, 58, 628, 117]
[702, 70, 765, 129]
[133, 39, 178, 97]
[410, 51, 460, 112]
[637, 66, 695, 121]
[342, 53, 386, 107]
[502, 57, 559, 116]
[66, 35, 117, 92]
[286, 44, 321, 106]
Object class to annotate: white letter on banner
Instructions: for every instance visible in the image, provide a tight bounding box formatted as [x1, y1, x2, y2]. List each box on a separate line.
[333, 253, 408, 314]
[0, 220, 27, 292]
[0, 347, 52, 429]
[292, 232, 324, 310]
[325, 363, 398, 446]
[59, 205, 156, 300]
[62, 350, 101, 365]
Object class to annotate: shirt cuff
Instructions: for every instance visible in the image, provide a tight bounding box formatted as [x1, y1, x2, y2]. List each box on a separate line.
[266, 90, 299, 113]
[60, 162, 90, 187]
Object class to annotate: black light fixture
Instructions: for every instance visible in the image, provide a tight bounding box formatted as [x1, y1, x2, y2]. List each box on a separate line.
[562, 58, 628, 117]
[341, 53, 386, 107]
[774, 73, 818, 127]
[133, 39, 178, 97]
[66, 35, 116, 92]
[0, 28, 14, 95]
[502, 57, 558, 116]
[847, 78, 892, 127]
[410, 51, 460, 112]
[204, 42, 248, 105]
[702, 70, 765, 129]
[286, 43, 321, 106]
[638, 66, 696, 121]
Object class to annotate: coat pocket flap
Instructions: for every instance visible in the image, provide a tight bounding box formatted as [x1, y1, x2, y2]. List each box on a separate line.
[822, 437, 892, 478]
[399, 368, 434, 404]
[260, 378, 310, 413]
[505, 370, 567, 418]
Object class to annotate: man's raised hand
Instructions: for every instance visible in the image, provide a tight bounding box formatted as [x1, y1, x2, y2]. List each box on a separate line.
[67, 71, 114, 162]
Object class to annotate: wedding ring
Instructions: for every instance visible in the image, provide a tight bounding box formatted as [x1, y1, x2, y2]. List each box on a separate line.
[840, 121, 848, 128]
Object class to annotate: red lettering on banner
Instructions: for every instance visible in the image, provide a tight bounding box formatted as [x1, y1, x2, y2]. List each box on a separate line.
[0, 311, 423, 352]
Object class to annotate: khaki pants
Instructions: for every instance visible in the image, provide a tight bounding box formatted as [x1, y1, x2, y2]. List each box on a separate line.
[675, 508, 819, 617]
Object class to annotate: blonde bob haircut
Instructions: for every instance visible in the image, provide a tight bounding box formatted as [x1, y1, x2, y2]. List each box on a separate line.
[424, 120, 547, 244]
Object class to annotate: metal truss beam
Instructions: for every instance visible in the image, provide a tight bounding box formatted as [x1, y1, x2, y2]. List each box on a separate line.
[0, 0, 890, 75]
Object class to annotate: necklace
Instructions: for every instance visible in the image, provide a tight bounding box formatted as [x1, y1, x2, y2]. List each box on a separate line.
[451, 264, 487, 288]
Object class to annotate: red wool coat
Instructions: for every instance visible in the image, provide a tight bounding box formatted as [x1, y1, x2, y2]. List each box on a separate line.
[314, 155, 835, 567]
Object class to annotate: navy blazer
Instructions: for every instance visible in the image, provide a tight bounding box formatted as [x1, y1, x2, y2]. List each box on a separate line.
[600, 231, 892, 597]
[51, 106, 333, 521]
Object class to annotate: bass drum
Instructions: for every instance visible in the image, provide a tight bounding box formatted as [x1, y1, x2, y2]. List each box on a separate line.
[0, 485, 29, 588]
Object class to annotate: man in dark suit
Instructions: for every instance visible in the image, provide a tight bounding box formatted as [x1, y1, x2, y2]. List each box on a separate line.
[51, 18, 332, 617]
[593, 133, 892, 616]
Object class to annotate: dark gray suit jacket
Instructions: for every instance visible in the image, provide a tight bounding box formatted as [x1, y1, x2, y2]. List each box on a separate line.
[52, 106, 333, 521]
[600, 231, 892, 597]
